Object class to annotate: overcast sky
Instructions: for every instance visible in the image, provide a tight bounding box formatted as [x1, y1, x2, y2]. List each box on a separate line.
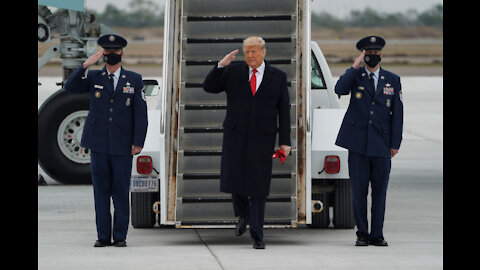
[85, 0, 443, 18]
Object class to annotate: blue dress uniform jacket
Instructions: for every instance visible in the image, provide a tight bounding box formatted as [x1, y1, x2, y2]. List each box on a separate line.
[64, 65, 148, 155]
[335, 66, 403, 157]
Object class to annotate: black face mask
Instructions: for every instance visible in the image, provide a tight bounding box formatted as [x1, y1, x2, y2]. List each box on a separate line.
[364, 54, 381, 68]
[103, 52, 122, 65]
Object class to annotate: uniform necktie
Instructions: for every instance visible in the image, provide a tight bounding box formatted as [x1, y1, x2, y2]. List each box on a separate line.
[369, 73, 375, 94]
[109, 73, 115, 91]
[250, 69, 257, 96]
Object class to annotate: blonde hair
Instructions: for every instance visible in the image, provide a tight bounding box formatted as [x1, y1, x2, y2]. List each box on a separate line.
[243, 36, 266, 50]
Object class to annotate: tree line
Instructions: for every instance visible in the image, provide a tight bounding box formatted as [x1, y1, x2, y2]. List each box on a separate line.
[88, 1, 442, 29]
[87, 0, 164, 27]
[312, 4, 442, 31]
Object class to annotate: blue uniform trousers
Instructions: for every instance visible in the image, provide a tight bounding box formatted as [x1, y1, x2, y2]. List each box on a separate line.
[348, 150, 391, 239]
[90, 151, 133, 241]
[232, 194, 267, 241]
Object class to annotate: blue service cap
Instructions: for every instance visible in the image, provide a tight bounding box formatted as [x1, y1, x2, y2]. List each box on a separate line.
[97, 34, 128, 49]
[356, 36, 385, 51]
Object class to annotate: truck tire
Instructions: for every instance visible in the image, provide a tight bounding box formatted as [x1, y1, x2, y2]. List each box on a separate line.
[333, 179, 356, 229]
[309, 193, 330, 228]
[131, 192, 159, 228]
[38, 89, 92, 184]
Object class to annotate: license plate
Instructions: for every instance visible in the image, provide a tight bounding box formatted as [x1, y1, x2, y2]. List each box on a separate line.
[130, 175, 158, 192]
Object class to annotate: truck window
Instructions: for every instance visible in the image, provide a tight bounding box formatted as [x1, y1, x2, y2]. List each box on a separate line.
[311, 54, 326, 89]
[143, 79, 160, 96]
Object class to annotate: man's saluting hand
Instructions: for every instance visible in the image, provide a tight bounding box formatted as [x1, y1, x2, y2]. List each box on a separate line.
[218, 49, 239, 67]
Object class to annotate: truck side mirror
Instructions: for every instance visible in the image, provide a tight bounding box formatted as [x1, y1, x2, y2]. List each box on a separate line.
[143, 79, 160, 96]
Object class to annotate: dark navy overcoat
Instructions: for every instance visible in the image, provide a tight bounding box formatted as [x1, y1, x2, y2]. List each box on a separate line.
[203, 61, 291, 197]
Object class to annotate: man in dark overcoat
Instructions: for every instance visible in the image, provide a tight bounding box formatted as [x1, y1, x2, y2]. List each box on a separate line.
[203, 36, 291, 249]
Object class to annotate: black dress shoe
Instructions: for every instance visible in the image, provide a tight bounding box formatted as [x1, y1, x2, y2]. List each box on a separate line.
[94, 239, 111, 247]
[235, 216, 248, 236]
[355, 236, 369, 246]
[112, 239, 127, 247]
[253, 240, 265, 249]
[369, 238, 388, 246]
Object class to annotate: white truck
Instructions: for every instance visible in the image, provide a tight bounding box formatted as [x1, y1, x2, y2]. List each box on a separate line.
[38, 0, 354, 229]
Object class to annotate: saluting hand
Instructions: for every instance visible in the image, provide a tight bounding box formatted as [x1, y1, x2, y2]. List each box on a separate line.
[352, 50, 366, 70]
[218, 49, 239, 67]
[83, 51, 103, 68]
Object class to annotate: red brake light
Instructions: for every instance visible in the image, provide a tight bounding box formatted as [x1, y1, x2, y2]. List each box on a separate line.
[137, 156, 152, 174]
[325, 155, 340, 174]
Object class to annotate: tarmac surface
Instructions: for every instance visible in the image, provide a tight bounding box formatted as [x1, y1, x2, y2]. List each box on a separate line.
[38, 76, 443, 269]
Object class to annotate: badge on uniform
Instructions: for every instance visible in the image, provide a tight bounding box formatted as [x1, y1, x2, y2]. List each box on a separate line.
[126, 98, 131, 106]
[355, 92, 362, 99]
[95, 91, 101, 98]
[386, 99, 391, 107]
[123, 82, 135, 94]
[383, 83, 394, 95]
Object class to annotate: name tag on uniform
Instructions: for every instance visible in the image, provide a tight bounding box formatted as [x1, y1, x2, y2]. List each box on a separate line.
[357, 86, 365, 90]
[94, 84, 104, 89]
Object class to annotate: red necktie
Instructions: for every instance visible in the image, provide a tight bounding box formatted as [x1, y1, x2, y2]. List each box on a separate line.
[250, 69, 257, 95]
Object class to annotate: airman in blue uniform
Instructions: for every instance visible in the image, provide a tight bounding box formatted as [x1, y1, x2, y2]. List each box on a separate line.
[64, 34, 148, 247]
[335, 36, 403, 246]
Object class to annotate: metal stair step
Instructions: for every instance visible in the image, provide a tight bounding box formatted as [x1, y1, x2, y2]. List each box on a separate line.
[179, 150, 297, 172]
[183, 81, 293, 88]
[179, 104, 297, 127]
[181, 61, 296, 81]
[183, 17, 297, 38]
[186, 15, 293, 21]
[183, 150, 222, 156]
[179, 219, 294, 226]
[184, 104, 226, 110]
[182, 172, 292, 180]
[177, 197, 297, 221]
[182, 38, 297, 61]
[183, 0, 297, 16]
[182, 196, 292, 203]
[186, 37, 293, 43]
[180, 83, 296, 104]
[185, 59, 292, 65]
[179, 183, 296, 198]
[183, 127, 223, 133]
